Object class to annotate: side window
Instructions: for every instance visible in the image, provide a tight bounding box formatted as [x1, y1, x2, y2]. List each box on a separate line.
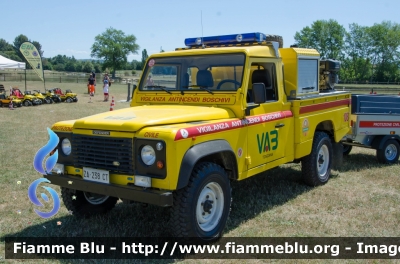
[249, 62, 278, 103]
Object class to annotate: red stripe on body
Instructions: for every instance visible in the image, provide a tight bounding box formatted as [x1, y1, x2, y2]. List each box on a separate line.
[174, 110, 293, 140]
[359, 121, 400, 128]
[300, 99, 350, 114]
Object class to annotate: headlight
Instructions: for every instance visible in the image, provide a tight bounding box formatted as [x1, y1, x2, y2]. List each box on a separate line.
[141, 145, 155, 165]
[61, 138, 71, 156]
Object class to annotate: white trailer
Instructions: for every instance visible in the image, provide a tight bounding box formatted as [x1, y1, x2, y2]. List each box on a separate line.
[342, 94, 400, 164]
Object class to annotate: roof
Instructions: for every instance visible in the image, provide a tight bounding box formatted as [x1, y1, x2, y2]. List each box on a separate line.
[0, 55, 26, 69]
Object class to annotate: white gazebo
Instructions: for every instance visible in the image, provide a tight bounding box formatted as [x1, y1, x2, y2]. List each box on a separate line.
[0, 55, 27, 90]
[0, 55, 26, 69]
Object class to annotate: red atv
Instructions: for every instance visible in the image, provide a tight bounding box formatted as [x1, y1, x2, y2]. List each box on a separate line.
[50, 88, 78, 103]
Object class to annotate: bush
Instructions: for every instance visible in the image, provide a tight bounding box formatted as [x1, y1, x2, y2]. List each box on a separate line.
[132, 70, 136, 75]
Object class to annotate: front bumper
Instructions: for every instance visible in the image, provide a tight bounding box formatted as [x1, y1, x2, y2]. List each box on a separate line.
[44, 174, 173, 207]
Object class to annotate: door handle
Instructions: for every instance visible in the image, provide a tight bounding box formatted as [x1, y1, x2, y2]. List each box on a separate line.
[275, 123, 285, 128]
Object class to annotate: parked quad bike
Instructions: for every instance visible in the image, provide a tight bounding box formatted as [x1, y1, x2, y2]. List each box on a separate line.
[10, 88, 42, 106]
[44, 89, 62, 103]
[0, 93, 22, 108]
[32, 90, 53, 104]
[49, 88, 78, 103]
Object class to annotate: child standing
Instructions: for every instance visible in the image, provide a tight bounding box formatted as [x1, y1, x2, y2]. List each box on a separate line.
[103, 77, 109, 101]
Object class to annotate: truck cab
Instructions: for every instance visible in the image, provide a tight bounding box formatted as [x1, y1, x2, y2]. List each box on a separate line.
[46, 32, 351, 241]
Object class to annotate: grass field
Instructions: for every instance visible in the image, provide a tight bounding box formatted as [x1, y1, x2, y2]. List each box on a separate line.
[0, 81, 399, 263]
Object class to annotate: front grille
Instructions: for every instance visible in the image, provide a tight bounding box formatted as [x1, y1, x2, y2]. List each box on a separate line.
[72, 135, 134, 174]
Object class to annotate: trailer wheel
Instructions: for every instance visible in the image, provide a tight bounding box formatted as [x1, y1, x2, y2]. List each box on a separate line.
[377, 139, 400, 164]
[171, 162, 231, 241]
[302, 131, 333, 186]
[61, 187, 118, 217]
[343, 144, 352, 156]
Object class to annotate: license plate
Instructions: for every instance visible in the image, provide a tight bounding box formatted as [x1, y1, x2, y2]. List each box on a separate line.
[83, 167, 109, 184]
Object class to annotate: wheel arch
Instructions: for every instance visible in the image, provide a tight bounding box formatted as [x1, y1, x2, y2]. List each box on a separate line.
[371, 135, 400, 150]
[176, 140, 238, 190]
[315, 120, 334, 138]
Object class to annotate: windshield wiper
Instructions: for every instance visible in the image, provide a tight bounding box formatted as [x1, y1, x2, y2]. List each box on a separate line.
[145, 85, 172, 94]
[183, 85, 214, 94]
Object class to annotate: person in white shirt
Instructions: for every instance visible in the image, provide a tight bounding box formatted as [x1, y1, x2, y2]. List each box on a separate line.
[103, 77, 109, 101]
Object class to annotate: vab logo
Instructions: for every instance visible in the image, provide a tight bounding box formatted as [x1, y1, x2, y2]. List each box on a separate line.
[30, 128, 60, 218]
[257, 129, 278, 154]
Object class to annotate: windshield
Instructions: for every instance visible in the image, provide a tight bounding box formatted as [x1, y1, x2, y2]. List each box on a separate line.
[139, 54, 245, 92]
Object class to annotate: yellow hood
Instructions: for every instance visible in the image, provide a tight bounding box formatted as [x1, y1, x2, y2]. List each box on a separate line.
[73, 105, 235, 132]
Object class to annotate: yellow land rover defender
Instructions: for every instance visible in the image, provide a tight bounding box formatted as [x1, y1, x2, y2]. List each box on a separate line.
[46, 32, 351, 241]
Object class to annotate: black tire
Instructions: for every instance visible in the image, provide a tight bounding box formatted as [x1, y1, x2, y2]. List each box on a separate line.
[343, 144, 352, 156]
[73, 97, 78, 102]
[0, 101, 2, 107]
[301, 132, 333, 186]
[61, 187, 118, 217]
[13, 102, 17, 108]
[23, 100, 31, 107]
[376, 139, 400, 164]
[66, 97, 73, 103]
[265, 34, 283, 48]
[45, 98, 51, 104]
[171, 162, 231, 242]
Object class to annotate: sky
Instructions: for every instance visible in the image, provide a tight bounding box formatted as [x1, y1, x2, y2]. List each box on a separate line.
[1, 0, 398, 62]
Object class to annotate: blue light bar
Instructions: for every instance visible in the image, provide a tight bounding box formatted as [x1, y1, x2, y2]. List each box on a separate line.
[184, 32, 266, 47]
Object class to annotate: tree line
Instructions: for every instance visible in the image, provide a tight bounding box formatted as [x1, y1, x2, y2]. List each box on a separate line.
[294, 20, 400, 83]
[2, 21, 399, 83]
[0, 29, 148, 77]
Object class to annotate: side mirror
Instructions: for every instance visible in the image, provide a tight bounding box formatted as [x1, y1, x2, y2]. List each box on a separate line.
[252, 83, 266, 104]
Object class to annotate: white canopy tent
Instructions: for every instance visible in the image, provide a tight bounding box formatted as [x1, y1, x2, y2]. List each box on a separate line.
[0, 55, 26, 69]
[0, 55, 27, 90]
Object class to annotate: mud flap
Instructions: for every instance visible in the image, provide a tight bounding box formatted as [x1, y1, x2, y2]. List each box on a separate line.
[332, 142, 343, 171]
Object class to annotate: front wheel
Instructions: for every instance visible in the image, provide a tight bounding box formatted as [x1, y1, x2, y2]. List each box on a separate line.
[171, 162, 231, 241]
[302, 132, 333, 186]
[377, 139, 400, 164]
[66, 97, 73, 103]
[61, 187, 118, 217]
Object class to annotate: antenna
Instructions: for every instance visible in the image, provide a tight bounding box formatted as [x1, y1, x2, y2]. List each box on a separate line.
[201, 11, 205, 48]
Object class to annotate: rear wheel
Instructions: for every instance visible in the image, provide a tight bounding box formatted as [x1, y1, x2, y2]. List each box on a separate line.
[302, 132, 333, 186]
[61, 187, 118, 217]
[377, 139, 400, 164]
[343, 144, 352, 156]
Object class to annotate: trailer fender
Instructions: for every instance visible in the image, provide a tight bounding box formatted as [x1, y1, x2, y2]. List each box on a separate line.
[176, 140, 237, 190]
[371, 135, 400, 150]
